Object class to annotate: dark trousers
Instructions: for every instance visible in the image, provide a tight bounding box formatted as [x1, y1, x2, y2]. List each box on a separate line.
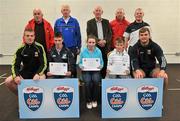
[101, 51, 107, 79]
[82, 71, 101, 103]
[69, 47, 78, 78]
[97, 46, 108, 79]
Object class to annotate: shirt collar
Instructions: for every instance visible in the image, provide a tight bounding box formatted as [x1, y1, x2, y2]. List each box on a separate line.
[114, 49, 124, 55]
[63, 16, 70, 21]
[95, 18, 102, 22]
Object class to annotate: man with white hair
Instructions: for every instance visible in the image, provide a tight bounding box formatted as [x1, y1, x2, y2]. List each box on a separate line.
[25, 8, 54, 53]
[86, 6, 112, 79]
[110, 8, 130, 49]
[54, 5, 81, 77]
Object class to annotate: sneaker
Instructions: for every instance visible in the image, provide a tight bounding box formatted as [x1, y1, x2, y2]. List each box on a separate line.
[86, 102, 92, 109]
[92, 101, 97, 108]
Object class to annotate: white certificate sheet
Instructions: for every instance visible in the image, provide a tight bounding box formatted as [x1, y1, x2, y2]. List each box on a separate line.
[109, 57, 129, 75]
[82, 58, 100, 71]
[49, 62, 67, 75]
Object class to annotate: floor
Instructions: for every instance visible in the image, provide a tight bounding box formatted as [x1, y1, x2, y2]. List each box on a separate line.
[0, 64, 180, 121]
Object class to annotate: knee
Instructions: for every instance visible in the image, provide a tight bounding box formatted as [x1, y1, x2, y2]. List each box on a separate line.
[164, 74, 168, 84]
[5, 76, 14, 87]
[39, 74, 46, 79]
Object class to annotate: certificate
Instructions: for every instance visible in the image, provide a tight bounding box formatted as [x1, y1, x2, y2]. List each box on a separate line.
[108, 57, 129, 75]
[49, 62, 67, 75]
[82, 58, 100, 71]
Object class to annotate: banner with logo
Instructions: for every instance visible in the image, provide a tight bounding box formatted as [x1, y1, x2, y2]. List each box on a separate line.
[102, 78, 163, 118]
[18, 79, 79, 119]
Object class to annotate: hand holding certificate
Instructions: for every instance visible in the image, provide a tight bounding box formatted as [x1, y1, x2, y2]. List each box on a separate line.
[49, 62, 67, 75]
[82, 58, 100, 71]
[108, 57, 130, 75]
[108, 64, 129, 75]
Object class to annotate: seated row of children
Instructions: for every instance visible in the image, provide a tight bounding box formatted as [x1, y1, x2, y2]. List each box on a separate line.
[4, 27, 168, 109]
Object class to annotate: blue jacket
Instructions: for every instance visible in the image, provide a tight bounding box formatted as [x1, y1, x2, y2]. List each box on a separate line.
[79, 47, 104, 69]
[54, 16, 81, 49]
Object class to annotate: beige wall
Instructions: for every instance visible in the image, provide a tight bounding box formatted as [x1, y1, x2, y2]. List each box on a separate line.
[0, 0, 180, 64]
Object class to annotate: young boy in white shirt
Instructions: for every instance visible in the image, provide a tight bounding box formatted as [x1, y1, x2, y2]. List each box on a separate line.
[106, 37, 131, 78]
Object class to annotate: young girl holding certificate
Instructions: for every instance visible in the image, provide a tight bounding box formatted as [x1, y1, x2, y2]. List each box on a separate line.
[79, 35, 104, 109]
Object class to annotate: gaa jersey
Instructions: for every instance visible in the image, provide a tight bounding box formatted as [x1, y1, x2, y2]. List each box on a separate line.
[129, 40, 167, 73]
[123, 21, 150, 47]
[11, 42, 47, 78]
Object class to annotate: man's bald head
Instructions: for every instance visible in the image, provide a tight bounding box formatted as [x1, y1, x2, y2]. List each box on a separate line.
[33, 8, 43, 23]
[93, 6, 103, 20]
[115, 8, 125, 20]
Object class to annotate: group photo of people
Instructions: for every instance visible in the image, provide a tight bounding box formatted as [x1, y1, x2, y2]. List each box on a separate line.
[3, 4, 169, 111]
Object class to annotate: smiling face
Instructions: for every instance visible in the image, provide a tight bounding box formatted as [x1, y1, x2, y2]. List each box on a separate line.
[93, 6, 103, 20]
[61, 5, 71, 18]
[24, 31, 35, 45]
[115, 42, 125, 52]
[134, 8, 144, 23]
[115, 8, 125, 20]
[33, 9, 43, 23]
[139, 29, 150, 46]
[87, 38, 96, 51]
[54, 36, 63, 47]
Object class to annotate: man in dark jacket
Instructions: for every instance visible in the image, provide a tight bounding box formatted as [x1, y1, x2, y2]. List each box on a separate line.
[129, 27, 168, 89]
[5, 28, 47, 95]
[86, 6, 112, 78]
[47, 33, 76, 78]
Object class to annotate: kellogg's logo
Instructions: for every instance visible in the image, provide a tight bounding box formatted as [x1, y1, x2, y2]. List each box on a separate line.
[53, 86, 74, 111]
[137, 85, 158, 110]
[106, 86, 128, 111]
[23, 86, 43, 111]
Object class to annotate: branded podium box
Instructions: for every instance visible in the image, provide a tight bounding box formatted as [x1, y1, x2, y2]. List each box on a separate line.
[18, 79, 79, 119]
[102, 78, 164, 118]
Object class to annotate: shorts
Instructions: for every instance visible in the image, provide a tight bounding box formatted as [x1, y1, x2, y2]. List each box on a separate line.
[19, 71, 36, 79]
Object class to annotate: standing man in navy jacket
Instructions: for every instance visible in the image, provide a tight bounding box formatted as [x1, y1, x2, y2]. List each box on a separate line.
[86, 6, 112, 79]
[54, 4, 81, 77]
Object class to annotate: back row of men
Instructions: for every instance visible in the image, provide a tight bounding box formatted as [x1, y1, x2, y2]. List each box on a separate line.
[24, 5, 151, 79]
[5, 5, 168, 109]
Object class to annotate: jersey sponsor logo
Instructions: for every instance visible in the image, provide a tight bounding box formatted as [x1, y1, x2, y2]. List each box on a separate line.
[106, 86, 128, 111]
[147, 49, 151, 55]
[52, 54, 56, 58]
[62, 54, 67, 59]
[131, 28, 136, 31]
[137, 85, 158, 110]
[23, 86, 43, 111]
[140, 51, 144, 54]
[34, 52, 39, 57]
[23, 54, 28, 57]
[53, 86, 74, 111]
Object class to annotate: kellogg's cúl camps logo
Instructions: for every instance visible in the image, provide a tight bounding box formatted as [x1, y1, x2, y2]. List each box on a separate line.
[137, 85, 158, 110]
[106, 86, 128, 111]
[23, 86, 43, 111]
[53, 86, 74, 111]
